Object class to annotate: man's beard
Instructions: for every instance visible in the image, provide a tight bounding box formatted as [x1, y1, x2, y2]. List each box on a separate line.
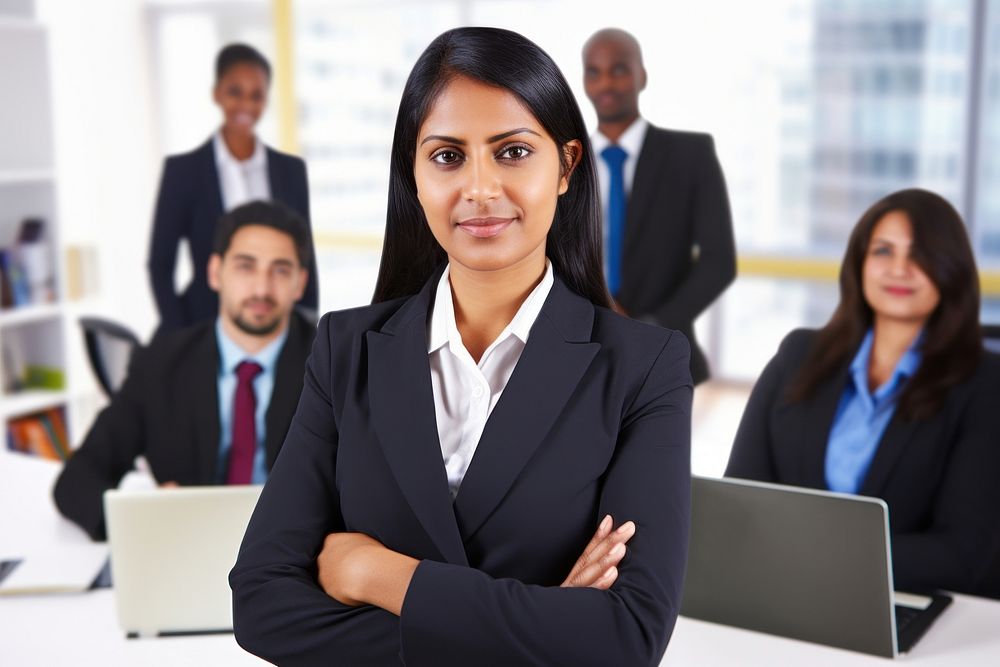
[230, 299, 282, 336]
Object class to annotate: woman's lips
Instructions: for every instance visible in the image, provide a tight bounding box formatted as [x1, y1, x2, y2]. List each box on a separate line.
[884, 286, 915, 296]
[457, 217, 516, 239]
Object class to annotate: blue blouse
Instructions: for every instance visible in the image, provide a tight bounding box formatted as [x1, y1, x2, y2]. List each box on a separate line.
[824, 329, 922, 494]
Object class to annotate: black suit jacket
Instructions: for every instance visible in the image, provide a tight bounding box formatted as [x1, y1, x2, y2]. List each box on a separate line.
[147, 137, 318, 332]
[53, 312, 316, 541]
[725, 329, 1000, 597]
[230, 269, 693, 666]
[616, 125, 736, 385]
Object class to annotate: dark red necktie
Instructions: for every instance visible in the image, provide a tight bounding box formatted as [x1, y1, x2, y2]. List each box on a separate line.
[226, 360, 263, 485]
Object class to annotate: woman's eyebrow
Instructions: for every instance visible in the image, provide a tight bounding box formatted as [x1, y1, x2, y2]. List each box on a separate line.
[419, 128, 541, 146]
[487, 127, 541, 143]
[420, 134, 464, 146]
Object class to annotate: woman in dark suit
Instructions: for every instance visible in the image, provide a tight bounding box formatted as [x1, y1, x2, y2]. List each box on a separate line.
[148, 43, 317, 332]
[726, 188, 1000, 598]
[230, 27, 692, 666]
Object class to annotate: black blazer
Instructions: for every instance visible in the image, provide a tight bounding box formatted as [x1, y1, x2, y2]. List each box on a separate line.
[725, 329, 1000, 597]
[617, 125, 736, 385]
[147, 137, 318, 332]
[230, 270, 693, 666]
[53, 312, 316, 541]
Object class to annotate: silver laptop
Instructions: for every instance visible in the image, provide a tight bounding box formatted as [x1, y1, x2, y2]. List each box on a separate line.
[681, 475, 950, 658]
[104, 485, 261, 637]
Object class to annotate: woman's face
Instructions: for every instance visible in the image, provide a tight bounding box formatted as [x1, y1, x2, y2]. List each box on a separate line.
[862, 210, 941, 326]
[213, 63, 269, 134]
[413, 75, 580, 274]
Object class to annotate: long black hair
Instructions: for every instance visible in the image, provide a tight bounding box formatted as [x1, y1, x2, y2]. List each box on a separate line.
[788, 188, 982, 420]
[372, 27, 610, 308]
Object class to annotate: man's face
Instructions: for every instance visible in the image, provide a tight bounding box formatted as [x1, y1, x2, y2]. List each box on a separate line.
[583, 37, 646, 124]
[207, 225, 307, 337]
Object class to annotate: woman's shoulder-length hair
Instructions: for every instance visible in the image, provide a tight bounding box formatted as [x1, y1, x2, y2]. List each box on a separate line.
[787, 188, 982, 420]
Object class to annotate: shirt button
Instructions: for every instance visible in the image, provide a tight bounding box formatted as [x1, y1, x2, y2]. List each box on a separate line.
[472, 385, 484, 399]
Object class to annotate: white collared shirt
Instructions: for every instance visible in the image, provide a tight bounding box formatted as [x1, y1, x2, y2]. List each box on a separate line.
[427, 261, 554, 498]
[213, 130, 271, 211]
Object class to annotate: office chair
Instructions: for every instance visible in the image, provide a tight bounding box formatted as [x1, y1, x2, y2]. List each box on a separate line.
[984, 324, 1000, 355]
[79, 317, 141, 398]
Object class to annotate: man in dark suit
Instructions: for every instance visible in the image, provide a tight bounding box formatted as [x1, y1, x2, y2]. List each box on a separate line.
[55, 200, 317, 541]
[582, 28, 736, 384]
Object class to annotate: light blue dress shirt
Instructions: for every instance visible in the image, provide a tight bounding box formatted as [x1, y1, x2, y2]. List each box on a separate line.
[215, 319, 288, 484]
[824, 329, 922, 494]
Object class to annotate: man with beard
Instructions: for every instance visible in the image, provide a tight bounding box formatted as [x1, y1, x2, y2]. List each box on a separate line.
[54, 200, 316, 540]
[582, 28, 736, 385]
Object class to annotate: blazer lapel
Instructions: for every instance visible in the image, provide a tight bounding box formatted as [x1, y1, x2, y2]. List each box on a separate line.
[858, 415, 920, 497]
[202, 138, 225, 218]
[791, 366, 849, 489]
[453, 277, 601, 540]
[264, 312, 310, 469]
[367, 271, 469, 566]
[266, 147, 285, 202]
[184, 325, 222, 483]
[623, 127, 665, 261]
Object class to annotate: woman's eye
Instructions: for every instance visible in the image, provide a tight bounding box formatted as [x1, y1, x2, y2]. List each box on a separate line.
[499, 145, 531, 161]
[432, 150, 462, 165]
[872, 246, 891, 256]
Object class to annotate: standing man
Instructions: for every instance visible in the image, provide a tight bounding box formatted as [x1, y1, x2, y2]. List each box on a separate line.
[54, 200, 317, 540]
[583, 28, 736, 384]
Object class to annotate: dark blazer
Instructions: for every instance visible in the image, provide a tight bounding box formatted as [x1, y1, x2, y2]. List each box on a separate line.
[617, 125, 736, 385]
[725, 328, 1000, 598]
[230, 269, 693, 666]
[147, 137, 318, 332]
[53, 311, 316, 541]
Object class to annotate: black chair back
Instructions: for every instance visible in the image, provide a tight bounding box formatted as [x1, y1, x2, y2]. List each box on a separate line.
[79, 317, 141, 398]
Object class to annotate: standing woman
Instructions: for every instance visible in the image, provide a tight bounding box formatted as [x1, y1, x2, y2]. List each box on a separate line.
[148, 43, 317, 332]
[726, 188, 1000, 598]
[230, 27, 692, 666]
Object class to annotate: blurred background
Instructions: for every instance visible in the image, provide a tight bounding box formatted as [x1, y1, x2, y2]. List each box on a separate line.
[3, 0, 1000, 476]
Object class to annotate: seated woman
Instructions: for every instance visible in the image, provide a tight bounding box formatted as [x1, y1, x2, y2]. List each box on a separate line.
[229, 27, 692, 666]
[726, 188, 1000, 598]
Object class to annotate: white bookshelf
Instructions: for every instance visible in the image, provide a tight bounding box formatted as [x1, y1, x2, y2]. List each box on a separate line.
[0, 0, 72, 453]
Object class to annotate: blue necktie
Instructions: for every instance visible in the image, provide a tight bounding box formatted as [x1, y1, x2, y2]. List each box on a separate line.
[601, 145, 628, 297]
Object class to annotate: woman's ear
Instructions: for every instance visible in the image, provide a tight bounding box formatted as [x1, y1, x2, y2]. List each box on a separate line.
[558, 140, 584, 195]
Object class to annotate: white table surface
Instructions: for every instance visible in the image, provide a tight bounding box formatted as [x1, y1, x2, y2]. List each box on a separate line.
[2, 449, 999, 666]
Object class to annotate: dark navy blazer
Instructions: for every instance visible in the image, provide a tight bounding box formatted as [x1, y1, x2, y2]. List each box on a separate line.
[230, 268, 693, 666]
[616, 125, 736, 385]
[147, 137, 318, 332]
[726, 328, 1000, 598]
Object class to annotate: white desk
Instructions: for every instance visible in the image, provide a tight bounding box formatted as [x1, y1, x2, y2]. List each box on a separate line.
[2, 450, 999, 665]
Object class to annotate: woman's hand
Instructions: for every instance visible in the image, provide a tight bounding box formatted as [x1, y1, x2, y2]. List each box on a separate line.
[560, 515, 636, 590]
[316, 532, 419, 616]
[317, 532, 382, 606]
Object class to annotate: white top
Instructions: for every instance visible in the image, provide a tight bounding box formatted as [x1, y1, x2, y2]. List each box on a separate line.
[212, 130, 271, 211]
[427, 261, 554, 497]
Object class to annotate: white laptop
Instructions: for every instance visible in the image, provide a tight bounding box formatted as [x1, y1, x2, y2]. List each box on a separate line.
[103, 485, 261, 637]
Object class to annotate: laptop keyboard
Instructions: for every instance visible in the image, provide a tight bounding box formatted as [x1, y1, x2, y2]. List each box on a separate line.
[894, 593, 953, 654]
[894, 604, 918, 635]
